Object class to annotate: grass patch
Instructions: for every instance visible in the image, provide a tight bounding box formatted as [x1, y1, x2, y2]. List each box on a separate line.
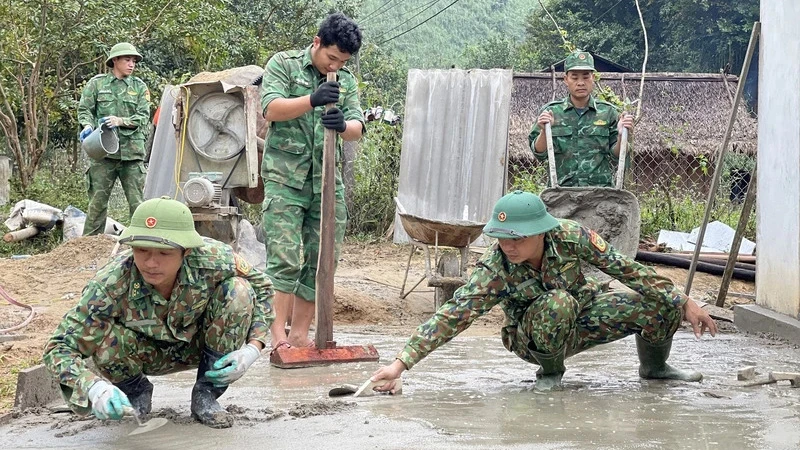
[0, 353, 43, 413]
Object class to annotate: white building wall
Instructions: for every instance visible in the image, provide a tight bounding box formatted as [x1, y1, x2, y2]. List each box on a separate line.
[757, 1, 800, 318]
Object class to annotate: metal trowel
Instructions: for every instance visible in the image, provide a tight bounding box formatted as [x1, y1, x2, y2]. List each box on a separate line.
[353, 378, 402, 397]
[123, 406, 169, 436]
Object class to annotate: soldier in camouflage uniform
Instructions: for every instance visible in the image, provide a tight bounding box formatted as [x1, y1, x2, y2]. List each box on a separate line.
[260, 13, 365, 350]
[529, 50, 634, 187]
[43, 197, 274, 428]
[77, 42, 151, 236]
[371, 191, 717, 393]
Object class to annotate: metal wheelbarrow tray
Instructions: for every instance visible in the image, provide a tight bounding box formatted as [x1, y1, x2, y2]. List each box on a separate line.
[540, 123, 641, 258]
[394, 197, 486, 306]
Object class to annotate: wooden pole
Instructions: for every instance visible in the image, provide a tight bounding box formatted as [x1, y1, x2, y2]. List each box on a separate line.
[315, 72, 338, 350]
[3, 225, 39, 243]
[685, 22, 760, 295]
[716, 163, 758, 307]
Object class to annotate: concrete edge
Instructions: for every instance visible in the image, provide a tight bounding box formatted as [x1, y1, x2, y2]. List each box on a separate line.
[13, 364, 62, 410]
[734, 304, 800, 342]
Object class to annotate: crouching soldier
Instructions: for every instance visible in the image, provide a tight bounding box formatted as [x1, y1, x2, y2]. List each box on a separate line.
[371, 191, 717, 393]
[43, 197, 274, 428]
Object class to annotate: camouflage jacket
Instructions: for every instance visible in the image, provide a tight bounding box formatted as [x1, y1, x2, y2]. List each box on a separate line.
[77, 73, 151, 161]
[42, 239, 274, 410]
[529, 95, 622, 187]
[396, 219, 688, 369]
[260, 46, 364, 193]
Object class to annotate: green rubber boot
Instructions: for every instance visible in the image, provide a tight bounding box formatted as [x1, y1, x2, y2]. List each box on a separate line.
[530, 347, 566, 392]
[636, 335, 703, 382]
[191, 348, 234, 428]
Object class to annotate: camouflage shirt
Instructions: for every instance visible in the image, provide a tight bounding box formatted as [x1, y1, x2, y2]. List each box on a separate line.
[42, 238, 274, 410]
[396, 219, 688, 369]
[77, 73, 151, 161]
[260, 46, 364, 193]
[529, 95, 622, 187]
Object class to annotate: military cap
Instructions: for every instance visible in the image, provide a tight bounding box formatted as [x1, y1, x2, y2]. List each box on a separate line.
[483, 191, 560, 239]
[564, 50, 595, 72]
[119, 197, 204, 250]
[106, 42, 142, 68]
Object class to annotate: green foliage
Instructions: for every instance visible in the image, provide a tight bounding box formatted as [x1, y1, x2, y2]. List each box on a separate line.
[508, 163, 547, 194]
[638, 179, 756, 241]
[518, 0, 758, 74]
[358, 43, 409, 110]
[461, 35, 537, 70]
[0, 153, 93, 257]
[348, 121, 403, 237]
[359, 0, 537, 69]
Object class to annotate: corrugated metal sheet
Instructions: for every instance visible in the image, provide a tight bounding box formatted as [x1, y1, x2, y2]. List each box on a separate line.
[393, 69, 512, 244]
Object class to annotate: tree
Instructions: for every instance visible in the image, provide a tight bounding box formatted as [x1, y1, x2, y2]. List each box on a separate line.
[0, 0, 248, 192]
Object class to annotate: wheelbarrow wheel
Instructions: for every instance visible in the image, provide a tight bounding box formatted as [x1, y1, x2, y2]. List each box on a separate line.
[434, 252, 461, 309]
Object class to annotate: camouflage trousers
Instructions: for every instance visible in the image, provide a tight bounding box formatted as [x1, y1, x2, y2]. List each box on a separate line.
[83, 158, 146, 236]
[501, 288, 681, 363]
[94, 277, 254, 383]
[261, 178, 346, 302]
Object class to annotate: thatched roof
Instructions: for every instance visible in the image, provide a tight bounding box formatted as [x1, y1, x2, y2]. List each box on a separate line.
[542, 52, 634, 73]
[508, 72, 758, 162]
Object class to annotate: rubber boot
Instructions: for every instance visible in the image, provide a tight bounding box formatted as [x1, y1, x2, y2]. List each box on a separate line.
[635, 335, 703, 382]
[191, 348, 234, 428]
[530, 347, 566, 392]
[114, 373, 154, 416]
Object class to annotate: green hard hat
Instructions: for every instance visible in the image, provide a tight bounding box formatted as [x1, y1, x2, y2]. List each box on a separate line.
[106, 42, 142, 68]
[483, 191, 560, 239]
[119, 197, 204, 250]
[564, 50, 595, 72]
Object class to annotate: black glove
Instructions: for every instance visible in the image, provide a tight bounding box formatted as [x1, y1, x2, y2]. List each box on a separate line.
[321, 107, 347, 133]
[310, 81, 341, 107]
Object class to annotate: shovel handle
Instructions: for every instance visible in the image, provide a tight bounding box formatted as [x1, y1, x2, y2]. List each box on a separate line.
[615, 126, 629, 190]
[545, 122, 558, 187]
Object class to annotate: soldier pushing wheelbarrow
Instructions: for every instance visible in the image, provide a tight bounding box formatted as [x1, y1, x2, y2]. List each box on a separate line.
[529, 50, 640, 257]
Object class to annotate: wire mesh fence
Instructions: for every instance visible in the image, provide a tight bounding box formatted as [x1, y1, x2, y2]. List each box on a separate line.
[507, 72, 758, 240]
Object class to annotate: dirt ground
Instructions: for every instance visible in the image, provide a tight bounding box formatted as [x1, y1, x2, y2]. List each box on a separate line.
[0, 235, 756, 413]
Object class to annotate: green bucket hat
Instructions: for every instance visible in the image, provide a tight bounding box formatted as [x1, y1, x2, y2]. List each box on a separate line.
[483, 191, 560, 239]
[564, 50, 595, 72]
[106, 42, 143, 68]
[119, 197, 204, 250]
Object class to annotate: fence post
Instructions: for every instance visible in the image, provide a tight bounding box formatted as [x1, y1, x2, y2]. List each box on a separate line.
[684, 22, 760, 295]
[0, 156, 10, 206]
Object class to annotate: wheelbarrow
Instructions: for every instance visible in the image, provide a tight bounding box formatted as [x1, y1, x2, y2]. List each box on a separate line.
[540, 123, 640, 257]
[394, 197, 486, 308]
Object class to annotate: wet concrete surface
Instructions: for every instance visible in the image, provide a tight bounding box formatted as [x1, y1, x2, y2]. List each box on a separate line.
[3, 330, 800, 450]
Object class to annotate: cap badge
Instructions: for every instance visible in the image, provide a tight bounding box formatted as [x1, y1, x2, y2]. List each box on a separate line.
[578, 53, 586, 60]
[145, 217, 157, 228]
[498, 212, 507, 222]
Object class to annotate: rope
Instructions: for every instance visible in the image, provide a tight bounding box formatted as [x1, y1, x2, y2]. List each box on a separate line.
[174, 85, 191, 199]
[0, 285, 35, 333]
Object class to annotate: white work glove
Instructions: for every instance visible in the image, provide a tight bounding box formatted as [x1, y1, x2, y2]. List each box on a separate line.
[205, 343, 262, 387]
[100, 116, 124, 128]
[87, 379, 132, 420]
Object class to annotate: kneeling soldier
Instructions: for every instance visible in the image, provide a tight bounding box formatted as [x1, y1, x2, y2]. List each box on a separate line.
[371, 191, 717, 392]
[43, 197, 274, 428]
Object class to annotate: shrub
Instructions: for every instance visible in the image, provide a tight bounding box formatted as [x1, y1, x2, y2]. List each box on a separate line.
[347, 121, 403, 239]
